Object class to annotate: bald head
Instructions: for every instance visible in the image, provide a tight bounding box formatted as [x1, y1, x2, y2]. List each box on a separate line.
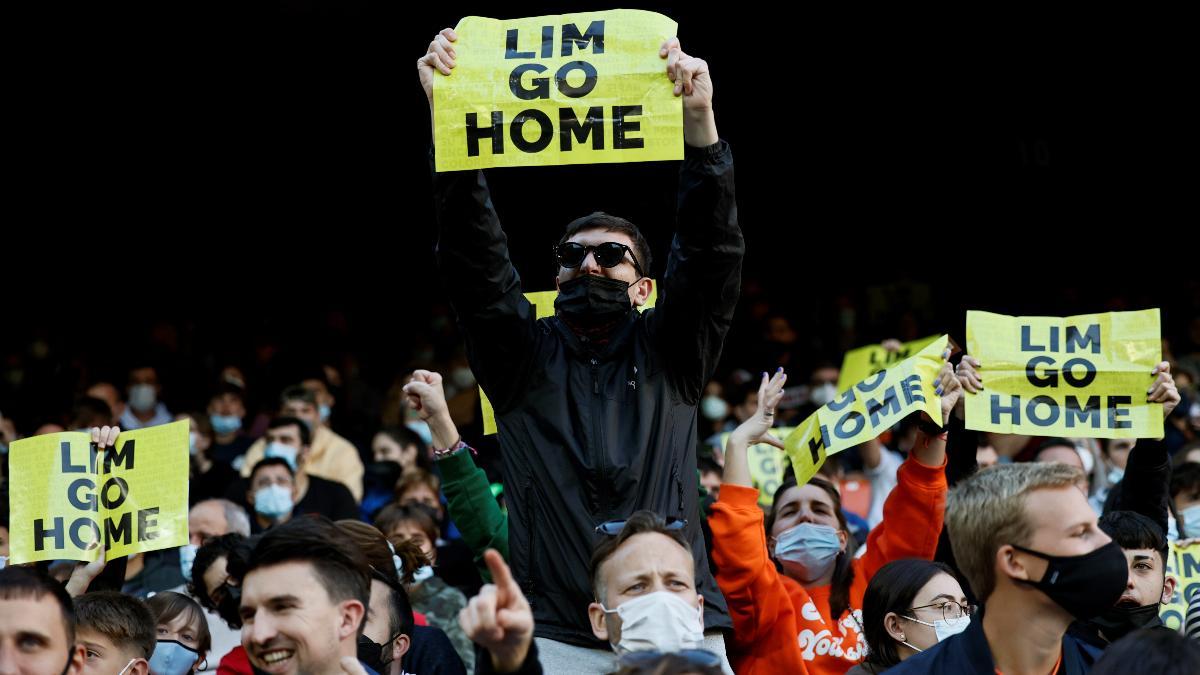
[189, 499, 250, 545]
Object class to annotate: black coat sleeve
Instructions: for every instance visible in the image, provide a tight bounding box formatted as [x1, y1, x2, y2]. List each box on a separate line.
[648, 140, 744, 404]
[431, 151, 538, 412]
[1110, 438, 1171, 536]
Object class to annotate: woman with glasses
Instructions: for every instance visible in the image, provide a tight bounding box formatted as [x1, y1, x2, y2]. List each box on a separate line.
[709, 363, 962, 675]
[850, 559, 971, 674]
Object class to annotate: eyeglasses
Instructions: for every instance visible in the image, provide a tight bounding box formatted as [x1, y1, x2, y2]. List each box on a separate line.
[594, 517, 687, 536]
[905, 600, 975, 623]
[554, 241, 645, 278]
[616, 649, 722, 669]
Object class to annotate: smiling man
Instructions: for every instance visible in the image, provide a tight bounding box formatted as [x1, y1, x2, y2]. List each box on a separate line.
[239, 517, 371, 674]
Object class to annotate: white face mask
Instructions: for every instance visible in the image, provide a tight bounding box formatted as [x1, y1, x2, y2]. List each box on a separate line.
[128, 384, 157, 413]
[902, 614, 970, 649]
[179, 543, 199, 580]
[810, 382, 838, 407]
[1180, 504, 1200, 539]
[601, 591, 704, 655]
[700, 396, 729, 421]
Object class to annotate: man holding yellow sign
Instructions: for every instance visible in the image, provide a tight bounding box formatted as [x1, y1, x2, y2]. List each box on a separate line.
[417, 11, 739, 665]
[7, 422, 188, 565]
[963, 309, 1172, 438]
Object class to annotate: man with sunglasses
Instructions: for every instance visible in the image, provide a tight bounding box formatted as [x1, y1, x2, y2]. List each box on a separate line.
[418, 26, 740, 669]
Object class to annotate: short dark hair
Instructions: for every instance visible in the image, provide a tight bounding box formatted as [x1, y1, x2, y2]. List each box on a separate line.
[190, 533, 250, 610]
[862, 559, 956, 670]
[244, 516, 371, 621]
[0, 567, 76, 645]
[1092, 626, 1200, 675]
[557, 212, 652, 276]
[1171, 462, 1200, 500]
[249, 457, 295, 485]
[268, 415, 311, 447]
[74, 591, 157, 660]
[279, 384, 318, 409]
[145, 591, 212, 656]
[209, 382, 245, 405]
[376, 426, 432, 470]
[1099, 510, 1169, 565]
[589, 510, 692, 601]
[374, 503, 439, 547]
[70, 396, 113, 429]
[384, 580, 415, 643]
[698, 457, 723, 477]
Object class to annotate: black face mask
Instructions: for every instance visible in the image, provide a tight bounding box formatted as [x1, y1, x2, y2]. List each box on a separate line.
[1012, 541, 1128, 620]
[1090, 602, 1162, 642]
[554, 275, 634, 323]
[357, 634, 387, 673]
[217, 584, 243, 629]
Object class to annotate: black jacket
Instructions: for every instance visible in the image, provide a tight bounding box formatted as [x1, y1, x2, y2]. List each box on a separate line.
[889, 608, 1102, 674]
[432, 141, 742, 646]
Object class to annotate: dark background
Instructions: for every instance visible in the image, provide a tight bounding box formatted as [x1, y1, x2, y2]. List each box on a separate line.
[4, 2, 1196, 442]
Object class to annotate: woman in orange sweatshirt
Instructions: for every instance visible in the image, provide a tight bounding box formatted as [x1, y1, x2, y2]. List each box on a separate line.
[710, 360, 961, 675]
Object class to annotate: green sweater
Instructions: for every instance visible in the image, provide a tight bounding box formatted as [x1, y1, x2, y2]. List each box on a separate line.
[437, 446, 508, 582]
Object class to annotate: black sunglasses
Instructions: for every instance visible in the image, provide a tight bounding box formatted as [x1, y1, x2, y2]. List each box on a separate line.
[554, 241, 645, 278]
[594, 516, 687, 536]
[617, 649, 722, 669]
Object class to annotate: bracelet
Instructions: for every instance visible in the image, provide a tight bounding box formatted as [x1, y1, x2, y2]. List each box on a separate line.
[433, 438, 471, 459]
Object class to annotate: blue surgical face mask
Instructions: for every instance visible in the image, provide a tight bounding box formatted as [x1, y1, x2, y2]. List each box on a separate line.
[210, 413, 242, 436]
[903, 614, 971, 643]
[149, 639, 199, 675]
[128, 384, 157, 413]
[179, 544, 199, 580]
[406, 420, 433, 446]
[264, 442, 299, 471]
[188, 432, 199, 456]
[254, 485, 294, 520]
[1106, 467, 1125, 486]
[318, 404, 332, 423]
[1180, 504, 1200, 539]
[700, 396, 729, 421]
[773, 522, 842, 582]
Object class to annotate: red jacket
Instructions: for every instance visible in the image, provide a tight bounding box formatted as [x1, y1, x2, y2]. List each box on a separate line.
[710, 457, 947, 675]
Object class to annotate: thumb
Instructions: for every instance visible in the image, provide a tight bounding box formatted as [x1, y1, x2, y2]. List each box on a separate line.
[760, 434, 786, 451]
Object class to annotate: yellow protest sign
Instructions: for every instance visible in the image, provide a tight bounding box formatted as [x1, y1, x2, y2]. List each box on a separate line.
[482, 284, 657, 435]
[837, 335, 941, 393]
[1161, 541, 1200, 630]
[963, 310, 1162, 439]
[433, 10, 682, 171]
[716, 428, 795, 507]
[786, 336, 949, 486]
[8, 421, 189, 564]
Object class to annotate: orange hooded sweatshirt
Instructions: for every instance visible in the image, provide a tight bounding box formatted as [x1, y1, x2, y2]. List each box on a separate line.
[710, 456, 946, 675]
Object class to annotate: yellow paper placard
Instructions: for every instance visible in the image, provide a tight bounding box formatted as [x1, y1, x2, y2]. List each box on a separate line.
[482, 284, 656, 435]
[716, 428, 796, 508]
[786, 336, 949, 486]
[837, 335, 941, 393]
[963, 310, 1162, 439]
[8, 421, 190, 564]
[433, 10, 682, 171]
[1161, 541, 1200, 630]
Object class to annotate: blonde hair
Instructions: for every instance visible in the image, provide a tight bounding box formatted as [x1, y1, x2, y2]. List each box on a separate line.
[946, 462, 1084, 601]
